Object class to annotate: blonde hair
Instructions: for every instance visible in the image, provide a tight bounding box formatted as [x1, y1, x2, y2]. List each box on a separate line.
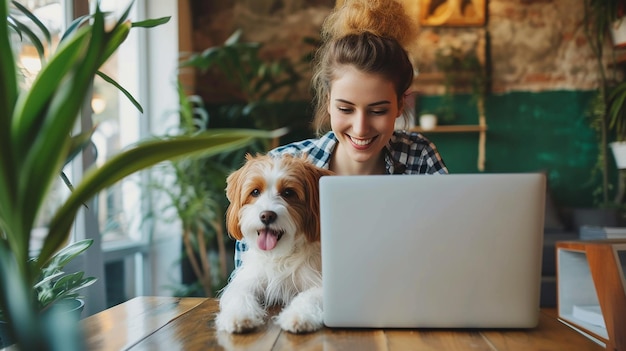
[322, 0, 415, 48]
[311, 0, 417, 136]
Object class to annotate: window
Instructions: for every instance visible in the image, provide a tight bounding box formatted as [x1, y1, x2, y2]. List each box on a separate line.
[12, 0, 181, 316]
[90, 0, 145, 245]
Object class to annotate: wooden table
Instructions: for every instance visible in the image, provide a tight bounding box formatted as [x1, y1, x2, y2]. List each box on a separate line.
[81, 296, 604, 351]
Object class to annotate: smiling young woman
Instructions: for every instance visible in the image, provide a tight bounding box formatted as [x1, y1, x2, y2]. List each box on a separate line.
[231, 0, 448, 270]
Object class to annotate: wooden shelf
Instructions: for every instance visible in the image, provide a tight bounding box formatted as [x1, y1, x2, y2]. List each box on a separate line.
[410, 124, 487, 133]
[410, 123, 488, 172]
[411, 72, 477, 93]
[608, 53, 626, 67]
[413, 72, 445, 84]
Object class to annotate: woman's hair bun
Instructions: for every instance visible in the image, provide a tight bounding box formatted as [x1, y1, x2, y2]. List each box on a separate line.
[321, 0, 416, 47]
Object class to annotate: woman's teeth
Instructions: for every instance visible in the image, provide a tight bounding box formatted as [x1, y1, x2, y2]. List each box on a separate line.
[351, 136, 373, 146]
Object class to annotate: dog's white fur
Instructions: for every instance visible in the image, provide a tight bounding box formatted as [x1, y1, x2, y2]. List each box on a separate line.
[215, 153, 333, 333]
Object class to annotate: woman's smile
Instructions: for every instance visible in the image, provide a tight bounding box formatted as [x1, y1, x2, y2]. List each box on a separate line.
[348, 135, 377, 148]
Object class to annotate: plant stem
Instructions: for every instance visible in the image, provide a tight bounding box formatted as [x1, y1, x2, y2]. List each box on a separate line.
[195, 225, 213, 297]
[211, 218, 228, 280]
[182, 226, 211, 297]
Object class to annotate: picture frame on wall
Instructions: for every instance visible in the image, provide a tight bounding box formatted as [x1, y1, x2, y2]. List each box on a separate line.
[420, 0, 486, 27]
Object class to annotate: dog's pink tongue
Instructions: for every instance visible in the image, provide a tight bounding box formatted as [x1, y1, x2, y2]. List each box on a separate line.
[257, 229, 278, 251]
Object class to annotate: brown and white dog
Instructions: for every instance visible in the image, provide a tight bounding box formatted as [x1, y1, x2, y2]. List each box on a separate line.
[215, 153, 333, 333]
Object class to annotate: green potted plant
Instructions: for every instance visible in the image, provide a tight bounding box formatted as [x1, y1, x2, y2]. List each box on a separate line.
[181, 29, 307, 134]
[583, 0, 626, 209]
[606, 0, 626, 174]
[0, 1, 278, 349]
[608, 74, 626, 146]
[434, 45, 488, 125]
[149, 84, 273, 298]
[607, 79, 626, 205]
[1, 239, 95, 347]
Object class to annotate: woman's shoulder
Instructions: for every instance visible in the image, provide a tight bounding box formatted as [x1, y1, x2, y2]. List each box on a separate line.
[269, 133, 330, 155]
[390, 130, 435, 149]
[389, 130, 448, 174]
[268, 132, 337, 168]
[269, 138, 317, 155]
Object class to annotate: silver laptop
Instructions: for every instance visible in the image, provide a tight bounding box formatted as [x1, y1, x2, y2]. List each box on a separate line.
[320, 173, 546, 329]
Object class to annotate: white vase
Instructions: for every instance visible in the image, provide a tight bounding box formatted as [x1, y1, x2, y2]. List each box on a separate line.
[610, 141, 626, 169]
[610, 17, 626, 48]
[419, 114, 438, 130]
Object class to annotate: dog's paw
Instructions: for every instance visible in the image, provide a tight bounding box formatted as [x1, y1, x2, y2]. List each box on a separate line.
[215, 310, 265, 333]
[274, 309, 323, 334]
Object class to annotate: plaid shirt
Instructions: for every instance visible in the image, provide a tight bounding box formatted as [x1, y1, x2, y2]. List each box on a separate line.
[233, 131, 448, 269]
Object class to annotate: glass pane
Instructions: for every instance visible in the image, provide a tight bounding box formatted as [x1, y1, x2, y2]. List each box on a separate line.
[89, 0, 143, 243]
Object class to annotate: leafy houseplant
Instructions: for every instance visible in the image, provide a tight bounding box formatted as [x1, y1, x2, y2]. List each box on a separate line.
[434, 45, 488, 125]
[0, 1, 278, 349]
[583, 0, 626, 208]
[607, 79, 626, 204]
[182, 29, 308, 135]
[33, 239, 95, 314]
[149, 85, 269, 298]
[0, 239, 95, 347]
[607, 1, 626, 176]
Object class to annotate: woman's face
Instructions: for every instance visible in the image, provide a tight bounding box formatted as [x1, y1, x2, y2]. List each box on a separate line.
[328, 66, 402, 170]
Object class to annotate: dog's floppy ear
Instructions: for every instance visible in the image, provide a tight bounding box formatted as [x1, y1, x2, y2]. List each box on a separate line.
[301, 162, 334, 243]
[225, 154, 253, 240]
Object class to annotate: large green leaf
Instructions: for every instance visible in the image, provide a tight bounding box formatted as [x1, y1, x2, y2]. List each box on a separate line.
[7, 14, 46, 61]
[11, 27, 91, 155]
[40, 239, 93, 276]
[39, 129, 284, 267]
[131, 16, 170, 28]
[100, 19, 131, 65]
[66, 130, 95, 166]
[96, 70, 142, 113]
[60, 14, 91, 42]
[0, 0, 18, 221]
[11, 1, 51, 46]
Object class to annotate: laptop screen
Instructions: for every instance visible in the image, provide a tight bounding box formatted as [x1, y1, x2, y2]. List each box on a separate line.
[320, 173, 546, 328]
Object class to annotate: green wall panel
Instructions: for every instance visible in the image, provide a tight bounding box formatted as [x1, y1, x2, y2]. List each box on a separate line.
[418, 91, 609, 209]
[208, 91, 612, 209]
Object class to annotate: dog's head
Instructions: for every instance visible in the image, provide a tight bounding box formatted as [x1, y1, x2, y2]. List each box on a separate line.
[225, 153, 333, 253]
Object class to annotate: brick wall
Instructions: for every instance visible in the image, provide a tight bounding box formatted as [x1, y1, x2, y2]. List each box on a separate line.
[190, 0, 615, 99]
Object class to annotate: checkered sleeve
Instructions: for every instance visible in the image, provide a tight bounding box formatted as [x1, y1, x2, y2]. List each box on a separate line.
[267, 132, 336, 169]
[390, 131, 448, 174]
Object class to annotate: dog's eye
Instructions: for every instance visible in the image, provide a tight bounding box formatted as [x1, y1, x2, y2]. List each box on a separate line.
[251, 189, 261, 197]
[281, 188, 296, 198]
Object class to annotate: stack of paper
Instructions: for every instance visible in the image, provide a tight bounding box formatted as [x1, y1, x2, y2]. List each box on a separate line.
[579, 226, 626, 240]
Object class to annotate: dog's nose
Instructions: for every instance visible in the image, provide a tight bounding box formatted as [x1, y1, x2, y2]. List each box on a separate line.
[260, 211, 277, 225]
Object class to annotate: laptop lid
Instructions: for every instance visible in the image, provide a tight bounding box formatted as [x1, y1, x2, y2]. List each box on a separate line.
[320, 173, 546, 328]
